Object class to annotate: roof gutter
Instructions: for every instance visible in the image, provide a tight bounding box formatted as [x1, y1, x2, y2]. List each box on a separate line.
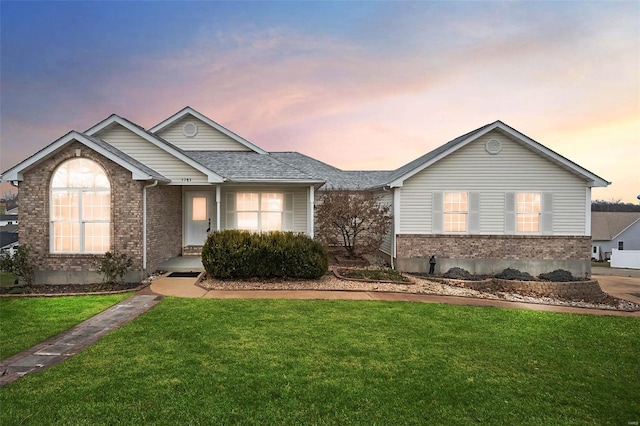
[143, 179, 159, 273]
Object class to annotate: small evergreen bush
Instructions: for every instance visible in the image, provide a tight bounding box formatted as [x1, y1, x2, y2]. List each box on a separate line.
[96, 251, 133, 284]
[0, 249, 12, 272]
[495, 268, 535, 281]
[4, 246, 36, 285]
[202, 230, 328, 280]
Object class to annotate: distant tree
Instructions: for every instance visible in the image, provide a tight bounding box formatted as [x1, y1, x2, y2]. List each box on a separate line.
[315, 190, 392, 258]
[0, 192, 18, 211]
[591, 199, 640, 212]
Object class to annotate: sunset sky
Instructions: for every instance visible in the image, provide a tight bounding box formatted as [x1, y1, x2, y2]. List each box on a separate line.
[1, 1, 638, 202]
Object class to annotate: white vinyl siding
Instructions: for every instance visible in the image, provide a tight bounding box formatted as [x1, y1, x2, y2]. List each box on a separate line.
[375, 190, 393, 255]
[98, 124, 208, 183]
[220, 186, 309, 234]
[399, 130, 588, 235]
[156, 115, 252, 151]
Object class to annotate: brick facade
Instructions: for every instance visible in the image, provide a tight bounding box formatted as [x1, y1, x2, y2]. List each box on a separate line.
[396, 234, 592, 277]
[145, 185, 182, 271]
[18, 142, 164, 284]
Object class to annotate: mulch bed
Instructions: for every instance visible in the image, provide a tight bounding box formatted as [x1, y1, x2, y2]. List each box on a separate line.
[0, 282, 143, 295]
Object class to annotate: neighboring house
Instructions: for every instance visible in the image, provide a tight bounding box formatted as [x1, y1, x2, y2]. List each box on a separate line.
[0, 225, 19, 257]
[0, 107, 608, 284]
[0, 214, 18, 226]
[591, 212, 640, 261]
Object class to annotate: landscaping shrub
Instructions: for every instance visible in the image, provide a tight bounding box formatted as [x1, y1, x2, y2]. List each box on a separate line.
[96, 251, 133, 284]
[202, 230, 328, 280]
[3, 245, 36, 285]
[495, 268, 535, 281]
[443, 267, 475, 280]
[539, 269, 580, 282]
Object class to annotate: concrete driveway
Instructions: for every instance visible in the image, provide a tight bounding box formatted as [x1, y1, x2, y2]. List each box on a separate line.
[592, 267, 640, 304]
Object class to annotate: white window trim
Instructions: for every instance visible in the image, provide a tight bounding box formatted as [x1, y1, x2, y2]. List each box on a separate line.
[443, 191, 469, 234]
[515, 191, 542, 235]
[49, 160, 111, 254]
[228, 191, 293, 232]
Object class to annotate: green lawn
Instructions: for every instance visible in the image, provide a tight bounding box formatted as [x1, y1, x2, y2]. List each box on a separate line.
[1, 298, 639, 425]
[0, 271, 17, 287]
[0, 293, 133, 359]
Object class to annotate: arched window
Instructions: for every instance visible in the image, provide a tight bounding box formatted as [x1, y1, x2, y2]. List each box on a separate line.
[50, 158, 111, 253]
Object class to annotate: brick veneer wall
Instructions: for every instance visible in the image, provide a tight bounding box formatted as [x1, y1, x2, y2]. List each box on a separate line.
[18, 142, 145, 284]
[396, 234, 592, 276]
[145, 185, 182, 271]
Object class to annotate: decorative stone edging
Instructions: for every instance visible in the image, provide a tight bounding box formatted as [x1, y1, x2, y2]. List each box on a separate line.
[426, 277, 606, 301]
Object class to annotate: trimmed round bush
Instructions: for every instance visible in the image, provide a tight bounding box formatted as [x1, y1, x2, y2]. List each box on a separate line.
[495, 268, 535, 281]
[202, 230, 328, 280]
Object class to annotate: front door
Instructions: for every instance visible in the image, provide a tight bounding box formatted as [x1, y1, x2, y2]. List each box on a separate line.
[185, 191, 212, 246]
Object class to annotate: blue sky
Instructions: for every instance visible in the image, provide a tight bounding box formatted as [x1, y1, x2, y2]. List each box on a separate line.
[1, 1, 638, 201]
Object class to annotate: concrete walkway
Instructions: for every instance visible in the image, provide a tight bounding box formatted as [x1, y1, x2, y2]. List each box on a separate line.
[150, 273, 640, 317]
[0, 294, 160, 387]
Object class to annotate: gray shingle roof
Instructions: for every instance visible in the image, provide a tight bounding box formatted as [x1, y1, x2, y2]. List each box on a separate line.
[591, 212, 640, 241]
[271, 152, 393, 190]
[1, 231, 18, 248]
[271, 122, 496, 190]
[182, 151, 324, 182]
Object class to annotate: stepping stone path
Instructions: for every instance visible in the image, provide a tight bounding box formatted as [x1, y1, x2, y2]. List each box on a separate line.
[0, 295, 160, 387]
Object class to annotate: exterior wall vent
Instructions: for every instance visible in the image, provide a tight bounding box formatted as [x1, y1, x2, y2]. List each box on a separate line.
[485, 139, 502, 154]
[182, 122, 198, 138]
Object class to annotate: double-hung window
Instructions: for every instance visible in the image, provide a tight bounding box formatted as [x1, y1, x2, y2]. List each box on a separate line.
[50, 158, 111, 253]
[443, 192, 468, 233]
[234, 192, 285, 232]
[516, 192, 540, 233]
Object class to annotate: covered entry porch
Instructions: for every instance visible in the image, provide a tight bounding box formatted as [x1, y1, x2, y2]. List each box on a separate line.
[180, 183, 317, 254]
[157, 255, 204, 273]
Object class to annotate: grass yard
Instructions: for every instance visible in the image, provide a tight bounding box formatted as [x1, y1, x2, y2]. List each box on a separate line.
[0, 271, 17, 287]
[0, 293, 132, 359]
[1, 298, 639, 425]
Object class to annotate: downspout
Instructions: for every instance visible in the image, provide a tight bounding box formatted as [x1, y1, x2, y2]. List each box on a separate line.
[143, 180, 158, 273]
[309, 185, 315, 238]
[392, 187, 401, 270]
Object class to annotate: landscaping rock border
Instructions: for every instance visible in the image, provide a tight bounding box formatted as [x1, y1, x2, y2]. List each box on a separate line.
[425, 277, 607, 302]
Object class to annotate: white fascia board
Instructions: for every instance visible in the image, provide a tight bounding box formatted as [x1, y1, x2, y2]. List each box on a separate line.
[495, 123, 610, 188]
[387, 123, 499, 188]
[387, 121, 610, 188]
[149, 107, 268, 154]
[611, 217, 640, 240]
[0, 131, 168, 183]
[87, 115, 225, 183]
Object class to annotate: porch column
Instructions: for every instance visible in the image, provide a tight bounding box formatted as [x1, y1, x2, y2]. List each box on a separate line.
[216, 185, 221, 231]
[308, 185, 315, 238]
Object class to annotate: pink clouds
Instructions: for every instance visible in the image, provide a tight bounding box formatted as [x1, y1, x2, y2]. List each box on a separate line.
[1, 2, 638, 202]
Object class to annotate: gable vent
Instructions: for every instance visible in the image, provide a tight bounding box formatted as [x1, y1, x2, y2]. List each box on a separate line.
[485, 139, 502, 154]
[182, 122, 198, 138]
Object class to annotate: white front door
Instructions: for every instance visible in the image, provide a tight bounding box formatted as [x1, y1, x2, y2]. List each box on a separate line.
[185, 191, 212, 246]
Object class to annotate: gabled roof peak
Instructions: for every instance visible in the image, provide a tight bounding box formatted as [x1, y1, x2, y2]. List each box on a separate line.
[149, 106, 268, 154]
